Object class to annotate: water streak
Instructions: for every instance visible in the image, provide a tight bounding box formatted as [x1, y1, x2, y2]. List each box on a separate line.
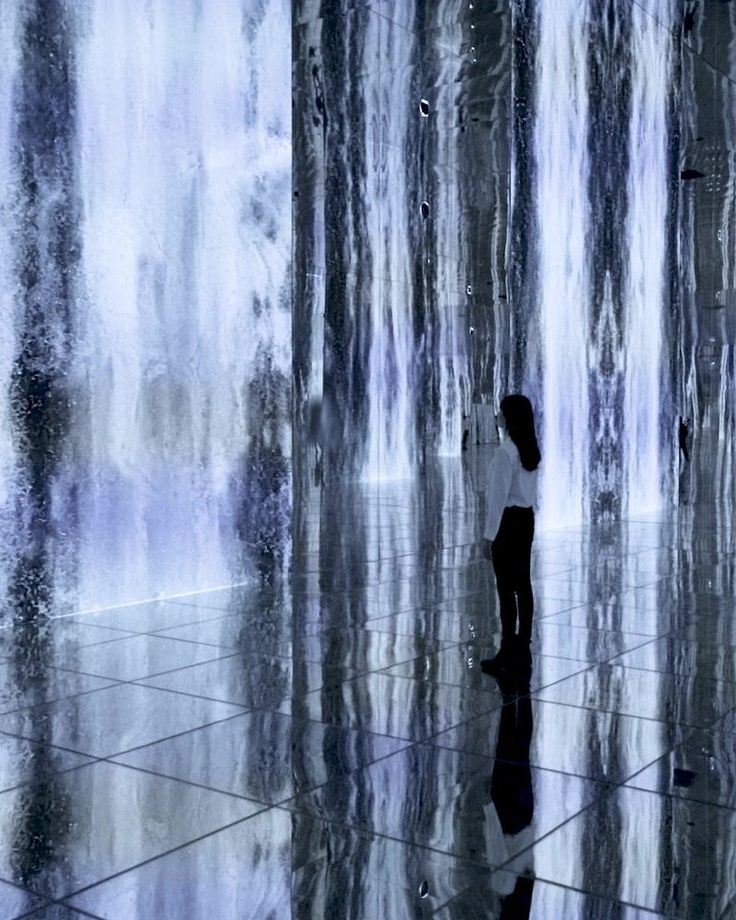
[623, 1, 672, 515]
[534, 0, 591, 528]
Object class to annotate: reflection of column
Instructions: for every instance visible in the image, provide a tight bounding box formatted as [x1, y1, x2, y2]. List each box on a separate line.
[8, 549, 71, 889]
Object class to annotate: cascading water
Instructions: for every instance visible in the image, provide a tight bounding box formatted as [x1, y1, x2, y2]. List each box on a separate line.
[0, 9, 22, 599]
[364, 17, 416, 482]
[623, 0, 672, 516]
[518, 0, 676, 528]
[1, 1, 291, 614]
[533, 0, 591, 529]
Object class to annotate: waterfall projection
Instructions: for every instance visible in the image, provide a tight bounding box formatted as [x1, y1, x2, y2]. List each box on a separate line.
[624, 1, 675, 516]
[0, 1, 291, 614]
[293, 1, 505, 485]
[533, 0, 591, 529]
[511, 0, 678, 528]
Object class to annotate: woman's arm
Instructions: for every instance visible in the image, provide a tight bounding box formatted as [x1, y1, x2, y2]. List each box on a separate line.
[483, 449, 513, 544]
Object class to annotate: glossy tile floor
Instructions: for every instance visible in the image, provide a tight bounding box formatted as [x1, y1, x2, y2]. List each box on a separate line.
[1, 464, 736, 918]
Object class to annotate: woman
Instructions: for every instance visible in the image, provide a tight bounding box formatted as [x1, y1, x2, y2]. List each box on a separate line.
[481, 394, 541, 675]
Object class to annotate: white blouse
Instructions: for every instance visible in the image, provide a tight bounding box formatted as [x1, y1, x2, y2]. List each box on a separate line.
[483, 437, 538, 541]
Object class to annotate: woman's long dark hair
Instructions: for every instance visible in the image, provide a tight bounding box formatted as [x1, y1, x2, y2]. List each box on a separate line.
[500, 394, 541, 472]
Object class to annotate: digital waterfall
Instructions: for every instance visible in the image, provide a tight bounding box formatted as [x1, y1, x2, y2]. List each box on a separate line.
[515, 0, 677, 528]
[0, 1, 291, 615]
[533, 0, 591, 530]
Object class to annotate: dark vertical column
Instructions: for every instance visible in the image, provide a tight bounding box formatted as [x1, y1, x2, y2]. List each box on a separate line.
[460, 1, 512, 411]
[586, 0, 631, 522]
[407, 3, 440, 462]
[663, 18, 683, 505]
[508, 0, 538, 394]
[6, 1, 78, 881]
[9, 0, 80, 614]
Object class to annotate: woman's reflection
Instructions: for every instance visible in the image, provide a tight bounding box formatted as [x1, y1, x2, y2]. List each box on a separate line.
[487, 669, 536, 918]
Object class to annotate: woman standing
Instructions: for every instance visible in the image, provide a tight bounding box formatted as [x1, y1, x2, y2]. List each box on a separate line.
[481, 395, 541, 676]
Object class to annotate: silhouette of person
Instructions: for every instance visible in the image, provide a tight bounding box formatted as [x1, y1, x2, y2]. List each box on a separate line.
[480, 395, 541, 676]
[679, 416, 690, 462]
[479, 669, 536, 916]
[491, 677, 534, 920]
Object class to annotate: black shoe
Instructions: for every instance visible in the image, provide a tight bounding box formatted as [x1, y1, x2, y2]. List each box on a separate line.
[480, 646, 513, 676]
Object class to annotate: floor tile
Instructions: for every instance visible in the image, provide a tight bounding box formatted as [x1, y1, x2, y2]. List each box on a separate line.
[383, 647, 589, 693]
[50, 634, 230, 682]
[363, 591, 580, 625]
[360, 609, 501, 644]
[534, 663, 736, 726]
[0, 761, 261, 900]
[503, 785, 734, 917]
[153, 614, 297, 654]
[69, 809, 489, 919]
[289, 744, 602, 865]
[537, 579, 618, 604]
[0, 683, 244, 758]
[275, 629, 450, 671]
[0, 662, 115, 717]
[113, 710, 408, 803]
[21, 907, 100, 919]
[0, 733, 92, 794]
[618, 586, 731, 614]
[137, 653, 353, 710]
[434, 872, 666, 919]
[168, 584, 287, 616]
[431, 698, 686, 783]
[285, 672, 503, 740]
[48, 620, 137, 644]
[533, 623, 652, 663]
[67, 601, 225, 634]
[0, 482, 732, 918]
[676, 617, 736, 646]
[615, 637, 736, 683]
[0, 879, 47, 918]
[542, 602, 701, 637]
[0, 620, 134, 659]
[711, 708, 736, 734]
[625, 730, 736, 808]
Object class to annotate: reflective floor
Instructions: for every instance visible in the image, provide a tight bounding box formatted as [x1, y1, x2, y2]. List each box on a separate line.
[0, 456, 735, 918]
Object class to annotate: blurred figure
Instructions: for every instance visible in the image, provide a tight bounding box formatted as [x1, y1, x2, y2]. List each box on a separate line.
[307, 396, 324, 484]
[481, 395, 541, 676]
[678, 416, 690, 463]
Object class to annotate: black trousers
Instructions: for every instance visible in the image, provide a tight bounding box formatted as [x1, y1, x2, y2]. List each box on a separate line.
[491, 506, 535, 645]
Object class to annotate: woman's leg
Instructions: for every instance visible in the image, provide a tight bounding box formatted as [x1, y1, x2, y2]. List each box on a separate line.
[515, 510, 535, 644]
[492, 514, 519, 647]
